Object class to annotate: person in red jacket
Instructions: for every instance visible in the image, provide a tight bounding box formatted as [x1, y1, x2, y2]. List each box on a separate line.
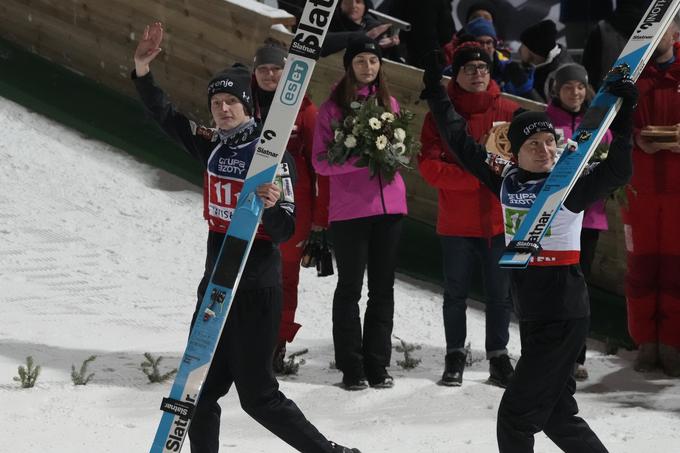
[625, 20, 680, 377]
[250, 41, 330, 373]
[418, 42, 519, 387]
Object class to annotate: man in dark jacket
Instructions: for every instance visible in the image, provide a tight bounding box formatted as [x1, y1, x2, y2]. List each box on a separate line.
[518, 20, 574, 102]
[582, 0, 646, 89]
[378, 0, 455, 68]
[321, 0, 400, 60]
[131, 21, 359, 453]
[421, 47, 637, 452]
[559, 0, 614, 49]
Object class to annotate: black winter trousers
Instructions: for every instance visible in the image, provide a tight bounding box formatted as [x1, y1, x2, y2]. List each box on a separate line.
[330, 214, 402, 382]
[497, 317, 608, 453]
[187, 240, 332, 453]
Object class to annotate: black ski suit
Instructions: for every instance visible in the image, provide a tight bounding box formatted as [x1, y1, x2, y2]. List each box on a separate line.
[425, 83, 632, 453]
[133, 71, 337, 453]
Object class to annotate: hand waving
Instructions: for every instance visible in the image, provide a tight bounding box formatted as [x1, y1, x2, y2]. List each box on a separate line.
[134, 22, 164, 77]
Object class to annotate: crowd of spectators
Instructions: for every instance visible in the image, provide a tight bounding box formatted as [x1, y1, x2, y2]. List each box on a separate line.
[128, 1, 680, 451]
[270, 0, 680, 384]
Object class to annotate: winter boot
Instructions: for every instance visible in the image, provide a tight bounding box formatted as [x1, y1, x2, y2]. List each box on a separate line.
[368, 372, 394, 389]
[440, 351, 466, 386]
[659, 344, 680, 377]
[489, 354, 514, 388]
[273, 341, 286, 374]
[633, 342, 659, 372]
[330, 441, 362, 453]
[341, 374, 368, 391]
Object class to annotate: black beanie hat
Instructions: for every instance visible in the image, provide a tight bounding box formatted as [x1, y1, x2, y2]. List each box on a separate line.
[253, 44, 287, 68]
[465, 0, 496, 23]
[508, 111, 557, 155]
[207, 63, 253, 114]
[553, 63, 588, 92]
[343, 35, 382, 69]
[451, 42, 492, 77]
[520, 20, 558, 59]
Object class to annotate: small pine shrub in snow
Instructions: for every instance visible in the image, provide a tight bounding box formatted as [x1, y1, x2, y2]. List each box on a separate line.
[14, 356, 41, 388]
[71, 355, 96, 385]
[278, 348, 308, 376]
[394, 336, 421, 370]
[141, 352, 177, 383]
[464, 342, 481, 366]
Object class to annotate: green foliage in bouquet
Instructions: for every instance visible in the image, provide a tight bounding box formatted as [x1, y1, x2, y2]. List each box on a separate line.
[322, 98, 421, 182]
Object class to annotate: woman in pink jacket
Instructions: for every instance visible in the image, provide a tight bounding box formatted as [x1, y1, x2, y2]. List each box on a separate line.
[546, 63, 612, 381]
[313, 36, 407, 391]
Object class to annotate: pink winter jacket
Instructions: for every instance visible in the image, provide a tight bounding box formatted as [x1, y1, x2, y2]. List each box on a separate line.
[546, 101, 611, 231]
[312, 85, 408, 222]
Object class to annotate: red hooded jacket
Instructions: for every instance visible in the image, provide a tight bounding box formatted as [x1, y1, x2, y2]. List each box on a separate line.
[418, 78, 518, 237]
[632, 42, 680, 194]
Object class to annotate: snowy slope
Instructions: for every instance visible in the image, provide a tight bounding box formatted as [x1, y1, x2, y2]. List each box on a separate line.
[1, 96, 679, 452]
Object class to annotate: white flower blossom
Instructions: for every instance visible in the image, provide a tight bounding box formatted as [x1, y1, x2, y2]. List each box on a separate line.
[394, 128, 406, 143]
[344, 135, 357, 148]
[394, 143, 406, 155]
[369, 117, 382, 130]
[380, 112, 395, 123]
[375, 135, 388, 150]
[334, 129, 343, 141]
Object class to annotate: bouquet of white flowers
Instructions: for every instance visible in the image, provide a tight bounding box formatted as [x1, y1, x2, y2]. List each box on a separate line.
[321, 98, 420, 182]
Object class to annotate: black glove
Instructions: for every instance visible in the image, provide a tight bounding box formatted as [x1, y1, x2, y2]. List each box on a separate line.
[607, 77, 639, 136]
[420, 49, 445, 100]
[503, 61, 529, 87]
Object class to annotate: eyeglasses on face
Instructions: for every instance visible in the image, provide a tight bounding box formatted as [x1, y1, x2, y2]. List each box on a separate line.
[462, 63, 490, 75]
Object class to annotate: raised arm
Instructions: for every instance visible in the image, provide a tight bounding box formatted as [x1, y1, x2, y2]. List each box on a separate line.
[134, 22, 164, 78]
[420, 51, 503, 195]
[131, 22, 211, 163]
[565, 78, 638, 212]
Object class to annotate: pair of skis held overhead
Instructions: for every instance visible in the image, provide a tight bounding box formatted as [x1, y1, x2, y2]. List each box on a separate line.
[149, 0, 680, 451]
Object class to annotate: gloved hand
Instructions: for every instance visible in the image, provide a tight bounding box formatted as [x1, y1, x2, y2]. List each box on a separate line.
[420, 49, 445, 100]
[607, 77, 639, 136]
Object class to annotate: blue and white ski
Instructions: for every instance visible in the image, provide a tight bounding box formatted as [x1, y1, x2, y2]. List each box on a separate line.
[499, 0, 680, 268]
[149, 1, 338, 451]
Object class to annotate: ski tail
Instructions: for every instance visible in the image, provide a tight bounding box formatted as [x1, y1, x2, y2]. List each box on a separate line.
[499, 0, 680, 269]
[149, 1, 339, 452]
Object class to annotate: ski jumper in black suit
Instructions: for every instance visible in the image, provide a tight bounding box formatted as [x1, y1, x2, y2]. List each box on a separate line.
[425, 81, 632, 452]
[133, 71, 338, 453]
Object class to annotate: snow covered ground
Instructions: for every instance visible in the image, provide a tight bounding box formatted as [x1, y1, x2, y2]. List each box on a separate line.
[1, 96, 679, 452]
